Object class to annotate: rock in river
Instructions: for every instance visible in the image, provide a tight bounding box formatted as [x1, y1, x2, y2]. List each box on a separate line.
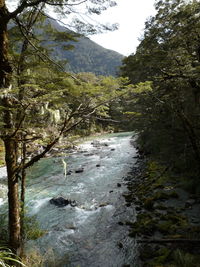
[50, 197, 77, 207]
[75, 168, 84, 173]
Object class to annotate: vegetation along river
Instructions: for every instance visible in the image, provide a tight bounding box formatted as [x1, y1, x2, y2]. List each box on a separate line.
[0, 132, 139, 267]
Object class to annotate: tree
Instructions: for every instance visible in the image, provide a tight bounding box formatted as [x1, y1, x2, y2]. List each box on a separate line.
[0, 0, 117, 254]
[120, 0, 200, 177]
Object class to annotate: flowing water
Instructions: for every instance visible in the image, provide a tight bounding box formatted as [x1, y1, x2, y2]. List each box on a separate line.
[0, 132, 139, 267]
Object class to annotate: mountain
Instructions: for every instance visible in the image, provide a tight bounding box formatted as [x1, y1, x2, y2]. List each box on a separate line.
[47, 19, 124, 76]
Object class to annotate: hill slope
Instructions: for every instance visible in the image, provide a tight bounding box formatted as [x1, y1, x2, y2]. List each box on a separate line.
[48, 19, 124, 76]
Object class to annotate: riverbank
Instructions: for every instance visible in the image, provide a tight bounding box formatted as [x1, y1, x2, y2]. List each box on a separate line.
[124, 154, 200, 267]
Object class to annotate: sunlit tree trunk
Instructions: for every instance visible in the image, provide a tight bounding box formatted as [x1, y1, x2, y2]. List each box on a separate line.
[0, 0, 11, 87]
[0, 0, 21, 254]
[4, 137, 21, 253]
[20, 138, 26, 257]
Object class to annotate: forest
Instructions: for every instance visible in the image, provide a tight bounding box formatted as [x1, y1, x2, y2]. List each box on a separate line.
[0, 0, 200, 266]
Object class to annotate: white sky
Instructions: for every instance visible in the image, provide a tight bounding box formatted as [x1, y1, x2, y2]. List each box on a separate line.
[90, 0, 156, 56]
[7, 0, 156, 56]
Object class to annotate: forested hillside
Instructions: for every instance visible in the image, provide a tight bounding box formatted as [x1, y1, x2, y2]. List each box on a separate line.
[120, 1, 200, 265]
[121, 0, 200, 183]
[39, 18, 124, 76]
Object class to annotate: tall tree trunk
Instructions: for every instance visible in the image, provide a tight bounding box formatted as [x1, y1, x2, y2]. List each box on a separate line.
[0, 0, 21, 254]
[0, 0, 11, 88]
[4, 138, 21, 254]
[20, 139, 26, 257]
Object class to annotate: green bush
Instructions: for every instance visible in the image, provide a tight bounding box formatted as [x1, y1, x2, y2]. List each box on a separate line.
[24, 216, 46, 240]
[0, 247, 25, 267]
[173, 249, 198, 267]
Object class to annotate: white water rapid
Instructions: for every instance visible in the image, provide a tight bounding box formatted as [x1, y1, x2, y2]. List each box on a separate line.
[0, 132, 139, 267]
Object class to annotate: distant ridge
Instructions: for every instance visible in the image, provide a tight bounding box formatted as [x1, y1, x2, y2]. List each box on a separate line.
[47, 18, 124, 76]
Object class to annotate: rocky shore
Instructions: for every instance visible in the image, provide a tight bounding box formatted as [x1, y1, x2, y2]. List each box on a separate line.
[124, 154, 200, 267]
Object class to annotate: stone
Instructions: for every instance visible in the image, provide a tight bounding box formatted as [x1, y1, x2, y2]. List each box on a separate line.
[135, 206, 142, 212]
[99, 203, 108, 207]
[91, 141, 108, 147]
[91, 140, 100, 147]
[117, 183, 121, 187]
[103, 143, 109, 146]
[75, 168, 84, 173]
[185, 199, 196, 208]
[50, 197, 77, 207]
[117, 242, 123, 248]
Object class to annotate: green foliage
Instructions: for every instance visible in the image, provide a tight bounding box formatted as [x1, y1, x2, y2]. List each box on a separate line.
[9, 16, 123, 77]
[149, 247, 171, 266]
[120, 0, 200, 181]
[60, 34, 123, 76]
[0, 213, 8, 243]
[0, 247, 25, 267]
[173, 249, 197, 267]
[24, 216, 46, 240]
[0, 0, 125, 257]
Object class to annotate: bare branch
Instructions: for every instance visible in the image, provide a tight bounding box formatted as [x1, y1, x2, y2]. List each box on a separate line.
[23, 137, 60, 169]
[9, 0, 87, 20]
[9, 0, 44, 20]
[15, 17, 65, 71]
[11, 111, 27, 138]
[45, 0, 87, 6]
[94, 117, 120, 123]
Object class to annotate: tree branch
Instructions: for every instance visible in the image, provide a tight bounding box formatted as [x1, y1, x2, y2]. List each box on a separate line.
[15, 17, 65, 71]
[9, 0, 44, 20]
[45, 0, 87, 6]
[9, 0, 87, 20]
[94, 116, 120, 123]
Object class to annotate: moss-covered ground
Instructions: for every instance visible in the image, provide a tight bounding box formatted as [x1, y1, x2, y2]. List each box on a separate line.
[124, 158, 200, 267]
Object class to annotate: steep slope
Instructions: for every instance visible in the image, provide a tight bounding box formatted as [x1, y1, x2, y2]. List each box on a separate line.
[48, 19, 124, 76]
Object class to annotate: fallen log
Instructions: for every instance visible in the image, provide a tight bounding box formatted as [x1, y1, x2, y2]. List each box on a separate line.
[137, 239, 200, 244]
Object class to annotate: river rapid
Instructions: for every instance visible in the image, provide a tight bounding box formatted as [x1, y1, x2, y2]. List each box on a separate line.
[0, 132, 139, 267]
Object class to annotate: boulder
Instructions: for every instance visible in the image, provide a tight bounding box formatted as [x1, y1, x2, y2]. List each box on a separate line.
[135, 206, 142, 212]
[185, 199, 196, 208]
[102, 143, 109, 147]
[91, 140, 100, 147]
[84, 153, 94, 157]
[50, 197, 77, 207]
[99, 202, 109, 207]
[75, 168, 84, 173]
[91, 140, 109, 147]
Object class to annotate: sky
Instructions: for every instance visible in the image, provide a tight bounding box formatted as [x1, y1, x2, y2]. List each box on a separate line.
[89, 0, 156, 56]
[7, 0, 156, 57]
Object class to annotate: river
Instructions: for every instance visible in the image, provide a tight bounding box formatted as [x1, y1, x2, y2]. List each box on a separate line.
[0, 132, 139, 267]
